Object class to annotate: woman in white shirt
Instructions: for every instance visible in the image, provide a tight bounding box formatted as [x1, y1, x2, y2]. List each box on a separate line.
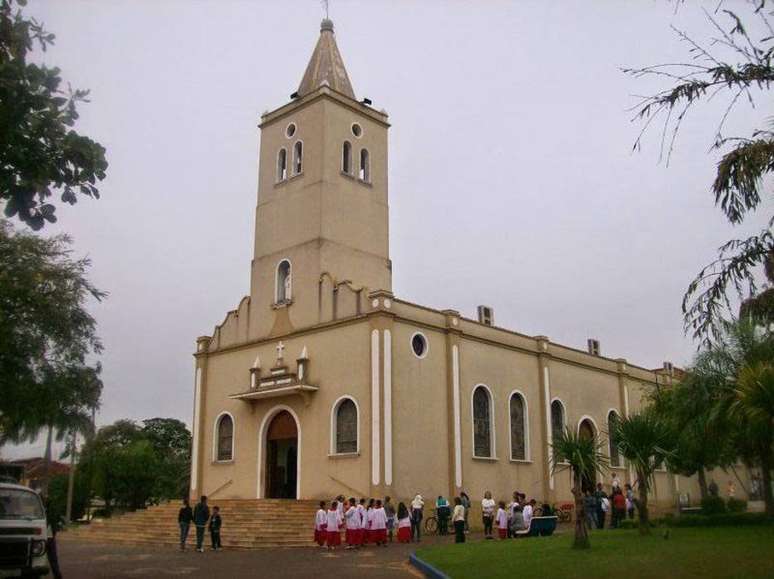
[452, 497, 466, 543]
[410, 494, 424, 543]
[481, 491, 496, 539]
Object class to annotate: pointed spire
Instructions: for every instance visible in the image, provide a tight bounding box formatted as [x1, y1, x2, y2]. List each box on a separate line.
[297, 19, 355, 99]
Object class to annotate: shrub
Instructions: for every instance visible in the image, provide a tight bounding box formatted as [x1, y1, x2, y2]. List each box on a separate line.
[700, 495, 726, 515]
[726, 498, 747, 513]
[618, 519, 638, 530]
[667, 513, 772, 527]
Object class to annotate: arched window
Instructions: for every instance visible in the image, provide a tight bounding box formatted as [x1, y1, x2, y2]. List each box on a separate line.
[608, 411, 621, 467]
[277, 148, 287, 181]
[551, 399, 565, 444]
[472, 386, 493, 458]
[342, 141, 352, 174]
[359, 149, 370, 182]
[333, 397, 358, 454]
[276, 260, 291, 303]
[509, 392, 527, 461]
[293, 141, 303, 175]
[215, 414, 234, 461]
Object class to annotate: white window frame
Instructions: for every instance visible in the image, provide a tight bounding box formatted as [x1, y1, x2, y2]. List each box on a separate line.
[276, 148, 288, 182]
[212, 411, 235, 463]
[508, 389, 530, 462]
[359, 148, 370, 183]
[329, 395, 360, 456]
[292, 140, 304, 175]
[409, 331, 429, 359]
[275, 258, 292, 304]
[471, 384, 497, 460]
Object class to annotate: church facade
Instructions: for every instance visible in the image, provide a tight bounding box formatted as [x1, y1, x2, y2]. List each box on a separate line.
[189, 19, 741, 511]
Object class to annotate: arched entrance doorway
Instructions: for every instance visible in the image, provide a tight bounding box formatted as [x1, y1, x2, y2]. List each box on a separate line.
[265, 410, 298, 499]
[578, 418, 597, 493]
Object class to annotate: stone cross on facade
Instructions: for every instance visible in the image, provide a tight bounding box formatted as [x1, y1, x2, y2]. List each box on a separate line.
[276, 341, 285, 362]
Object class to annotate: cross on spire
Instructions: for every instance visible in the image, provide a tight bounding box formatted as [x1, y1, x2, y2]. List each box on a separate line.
[321, 0, 329, 19]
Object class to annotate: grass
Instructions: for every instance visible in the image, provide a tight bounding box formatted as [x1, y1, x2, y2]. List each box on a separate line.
[415, 526, 774, 579]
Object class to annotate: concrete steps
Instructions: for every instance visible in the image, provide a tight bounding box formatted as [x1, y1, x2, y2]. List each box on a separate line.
[63, 499, 321, 549]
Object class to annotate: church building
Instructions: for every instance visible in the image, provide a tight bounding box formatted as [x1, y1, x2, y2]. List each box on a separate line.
[189, 19, 731, 511]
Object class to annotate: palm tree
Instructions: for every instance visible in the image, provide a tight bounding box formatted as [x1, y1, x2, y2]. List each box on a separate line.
[611, 411, 672, 535]
[730, 362, 774, 516]
[551, 428, 608, 549]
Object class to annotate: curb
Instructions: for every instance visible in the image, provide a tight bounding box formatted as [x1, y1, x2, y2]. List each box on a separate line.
[409, 551, 451, 579]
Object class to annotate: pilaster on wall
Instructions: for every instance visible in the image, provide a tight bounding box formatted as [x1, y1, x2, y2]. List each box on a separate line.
[442, 310, 462, 499]
[368, 290, 394, 499]
[535, 336, 552, 502]
[191, 336, 211, 500]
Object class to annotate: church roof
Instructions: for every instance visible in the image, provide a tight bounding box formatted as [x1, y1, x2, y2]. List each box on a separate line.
[297, 19, 355, 100]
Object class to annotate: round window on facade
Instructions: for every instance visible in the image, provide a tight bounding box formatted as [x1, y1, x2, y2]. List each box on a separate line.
[351, 123, 362, 138]
[411, 332, 428, 358]
[286, 123, 297, 138]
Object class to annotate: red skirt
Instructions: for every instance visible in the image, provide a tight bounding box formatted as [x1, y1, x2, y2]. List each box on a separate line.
[370, 528, 387, 543]
[326, 530, 341, 546]
[397, 526, 411, 543]
[498, 528, 508, 539]
[345, 528, 359, 545]
[314, 529, 326, 546]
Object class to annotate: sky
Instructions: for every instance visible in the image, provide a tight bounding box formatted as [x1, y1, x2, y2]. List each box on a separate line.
[5, 0, 773, 459]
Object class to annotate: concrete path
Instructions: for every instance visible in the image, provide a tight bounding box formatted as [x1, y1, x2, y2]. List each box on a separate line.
[57, 534, 455, 578]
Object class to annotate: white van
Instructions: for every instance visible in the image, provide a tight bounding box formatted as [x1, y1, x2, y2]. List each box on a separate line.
[0, 483, 49, 578]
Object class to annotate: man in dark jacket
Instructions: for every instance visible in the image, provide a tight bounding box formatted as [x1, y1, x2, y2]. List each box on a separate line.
[193, 496, 210, 553]
[178, 498, 193, 551]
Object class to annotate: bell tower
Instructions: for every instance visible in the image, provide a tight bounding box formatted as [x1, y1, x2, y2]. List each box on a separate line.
[249, 19, 391, 336]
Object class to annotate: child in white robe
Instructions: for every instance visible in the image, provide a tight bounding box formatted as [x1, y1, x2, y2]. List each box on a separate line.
[396, 502, 411, 543]
[314, 501, 327, 547]
[356, 499, 367, 545]
[325, 501, 343, 550]
[344, 498, 360, 549]
[370, 500, 388, 546]
[496, 501, 509, 539]
[365, 498, 375, 544]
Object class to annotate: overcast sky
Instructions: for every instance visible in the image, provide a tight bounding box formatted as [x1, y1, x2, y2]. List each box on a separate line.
[6, 1, 773, 459]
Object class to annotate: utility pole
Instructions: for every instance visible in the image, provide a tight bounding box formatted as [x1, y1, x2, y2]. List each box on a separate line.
[65, 430, 76, 524]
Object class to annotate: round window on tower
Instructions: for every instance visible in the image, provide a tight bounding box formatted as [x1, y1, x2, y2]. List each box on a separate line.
[411, 332, 428, 359]
[286, 123, 297, 138]
[351, 123, 363, 138]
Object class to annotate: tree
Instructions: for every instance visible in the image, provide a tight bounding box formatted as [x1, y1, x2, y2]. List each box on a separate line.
[551, 428, 608, 549]
[0, 0, 108, 230]
[141, 418, 192, 501]
[626, 3, 774, 345]
[731, 361, 774, 516]
[611, 411, 673, 535]
[0, 219, 104, 493]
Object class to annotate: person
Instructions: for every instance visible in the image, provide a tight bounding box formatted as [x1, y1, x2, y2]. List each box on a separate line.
[593, 484, 607, 529]
[436, 495, 450, 535]
[209, 506, 222, 551]
[625, 483, 636, 519]
[460, 492, 471, 533]
[314, 501, 327, 547]
[193, 495, 210, 553]
[482, 491, 496, 539]
[612, 489, 626, 529]
[611, 472, 621, 493]
[495, 501, 508, 539]
[540, 502, 553, 516]
[410, 494, 424, 543]
[178, 498, 193, 551]
[523, 499, 535, 528]
[344, 498, 360, 549]
[583, 490, 597, 529]
[384, 496, 396, 542]
[727, 480, 736, 499]
[510, 504, 526, 535]
[452, 497, 465, 543]
[397, 502, 412, 543]
[371, 499, 388, 546]
[325, 500, 342, 550]
[365, 498, 375, 544]
[336, 495, 346, 521]
[507, 492, 520, 538]
[43, 494, 63, 579]
[708, 479, 719, 497]
[357, 498, 367, 545]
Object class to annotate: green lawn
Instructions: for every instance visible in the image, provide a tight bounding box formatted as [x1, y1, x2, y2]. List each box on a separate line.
[416, 526, 774, 579]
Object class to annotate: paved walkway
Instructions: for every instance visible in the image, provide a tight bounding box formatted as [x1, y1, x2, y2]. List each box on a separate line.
[57, 534, 454, 578]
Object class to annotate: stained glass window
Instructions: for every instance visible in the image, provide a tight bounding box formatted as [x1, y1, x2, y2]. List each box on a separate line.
[510, 393, 526, 460]
[336, 399, 358, 454]
[473, 387, 492, 457]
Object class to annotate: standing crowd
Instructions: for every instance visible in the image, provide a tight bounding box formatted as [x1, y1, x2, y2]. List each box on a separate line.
[582, 473, 638, 530]
[178, 496, 222, 552]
